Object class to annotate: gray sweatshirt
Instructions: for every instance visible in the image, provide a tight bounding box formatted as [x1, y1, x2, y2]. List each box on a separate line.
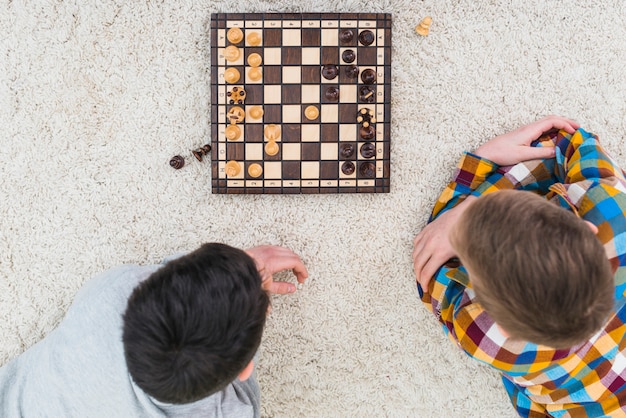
[0, 262, 260, 417]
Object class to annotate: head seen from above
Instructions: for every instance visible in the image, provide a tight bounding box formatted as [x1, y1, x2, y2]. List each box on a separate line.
[450, 190, 615, 349]
[122, 243, 269, 404]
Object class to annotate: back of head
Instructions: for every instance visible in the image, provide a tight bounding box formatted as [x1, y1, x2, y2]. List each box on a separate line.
[451, 190, 614, 349]
[122, 243, 269, 404]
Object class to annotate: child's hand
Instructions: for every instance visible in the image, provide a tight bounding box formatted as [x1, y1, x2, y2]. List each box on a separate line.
[413, 196, 475, 289]
[245, 245, 309, 294]
[474, 116, 580, 166]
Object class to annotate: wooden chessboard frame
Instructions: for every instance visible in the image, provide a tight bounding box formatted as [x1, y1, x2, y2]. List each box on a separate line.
[210, 13, 392, 194]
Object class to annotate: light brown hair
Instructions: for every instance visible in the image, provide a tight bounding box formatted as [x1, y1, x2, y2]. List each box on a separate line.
[451, 190, 614, 349]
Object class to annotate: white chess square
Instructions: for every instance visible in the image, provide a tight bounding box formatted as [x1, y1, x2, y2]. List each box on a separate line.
[264, 162, 282, 179]
[283, 66, 301, 84]
[245, 143, 263, 160]
[302, 48, 320, 65]
[321, 105, 338, 123]
[282, 143, 301, 160]
[301, 85, 320, 102]
[301, 162, 319, 179]
[264, 85, 282, 104]
[283, 105, 301, 123]
[321, 143, 338, 160]
[339, 124, 357, 141]
[264, 48, 282, 65]
[340, 84, 357, 102]
[301, 124, 320, 142]
[322, 28, 338, 44]
[282, 29, 301, 46]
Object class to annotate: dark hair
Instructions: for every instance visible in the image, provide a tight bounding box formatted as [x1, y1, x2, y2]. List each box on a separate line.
[451, 190, 614, 349]
[122, 243, 269, 404]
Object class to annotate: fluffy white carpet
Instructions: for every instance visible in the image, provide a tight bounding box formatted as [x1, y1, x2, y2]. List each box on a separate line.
[2, 0, 626, 416]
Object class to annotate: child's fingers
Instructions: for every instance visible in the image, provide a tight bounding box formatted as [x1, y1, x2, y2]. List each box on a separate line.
[532, 116, 579, 137]
[267, 281, 297, 294]
[519, 145, 556, 161]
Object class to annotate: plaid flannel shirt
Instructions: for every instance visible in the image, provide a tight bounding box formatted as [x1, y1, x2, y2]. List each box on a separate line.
[420, 129, 626, 417]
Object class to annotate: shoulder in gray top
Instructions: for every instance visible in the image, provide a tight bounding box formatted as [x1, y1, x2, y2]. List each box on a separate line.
[0, 263, 260, 417]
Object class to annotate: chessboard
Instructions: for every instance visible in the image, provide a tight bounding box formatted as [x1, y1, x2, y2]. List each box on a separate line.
[210, 13, 391, 194]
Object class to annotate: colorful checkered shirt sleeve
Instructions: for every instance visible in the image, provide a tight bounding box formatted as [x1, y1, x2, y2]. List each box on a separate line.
[420, 128, 626, 417]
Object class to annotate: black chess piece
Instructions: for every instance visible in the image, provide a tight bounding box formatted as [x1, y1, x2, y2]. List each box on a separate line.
[360, 68, 376, 85]
[193, 144, 212, 161]
[359, 86, 376, 103]
[359, 125, 376, 140]
[359, 161, 376, 178]
[340, 143, 355, 159]
[358, 30, 375, 46]
[357, 108, 376, 127]
[342, 49, 356, 63]
[169, 155, 185, 169]
[321, 64, 339, 80]
[345, 64, 359, 78]
[339, 29, 354, 44]
[360, 142, 376, 159]
[341, 161, 356, 175]
[325, 86, 340, 101]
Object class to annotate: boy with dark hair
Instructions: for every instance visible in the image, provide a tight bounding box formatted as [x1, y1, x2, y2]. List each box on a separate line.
[0, 243, 308, 416]
[413, 116, 626, 416]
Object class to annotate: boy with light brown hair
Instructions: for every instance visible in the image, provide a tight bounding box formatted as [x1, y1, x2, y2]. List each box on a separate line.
[413, 116, 626, 416]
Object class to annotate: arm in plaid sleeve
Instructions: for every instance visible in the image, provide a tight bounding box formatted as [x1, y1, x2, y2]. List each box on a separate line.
[421, 152, 565, 376]
[430, 153, 498, 219]
[420, 125, 626, 416]
[551, 128, 626, 297]
[422, 128, 626, 372]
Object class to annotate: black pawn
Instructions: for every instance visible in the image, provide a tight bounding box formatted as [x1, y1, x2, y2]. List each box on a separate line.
[359, 125, 376, 140]
[342, 49, 356, 63]
[339, 29, 354, 44]
[345, 64, 359, 79]
[340, 143, 355, 159]
[341, 161, 356, 175]
[321, 64, 339, 80]
[325, 86, 340, 101]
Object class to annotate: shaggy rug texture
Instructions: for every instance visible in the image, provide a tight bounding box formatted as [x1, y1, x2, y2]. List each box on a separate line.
[2, 0, 626, 416]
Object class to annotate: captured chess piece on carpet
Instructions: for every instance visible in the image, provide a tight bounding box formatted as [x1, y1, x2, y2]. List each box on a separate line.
[208, 13, 392, 194]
